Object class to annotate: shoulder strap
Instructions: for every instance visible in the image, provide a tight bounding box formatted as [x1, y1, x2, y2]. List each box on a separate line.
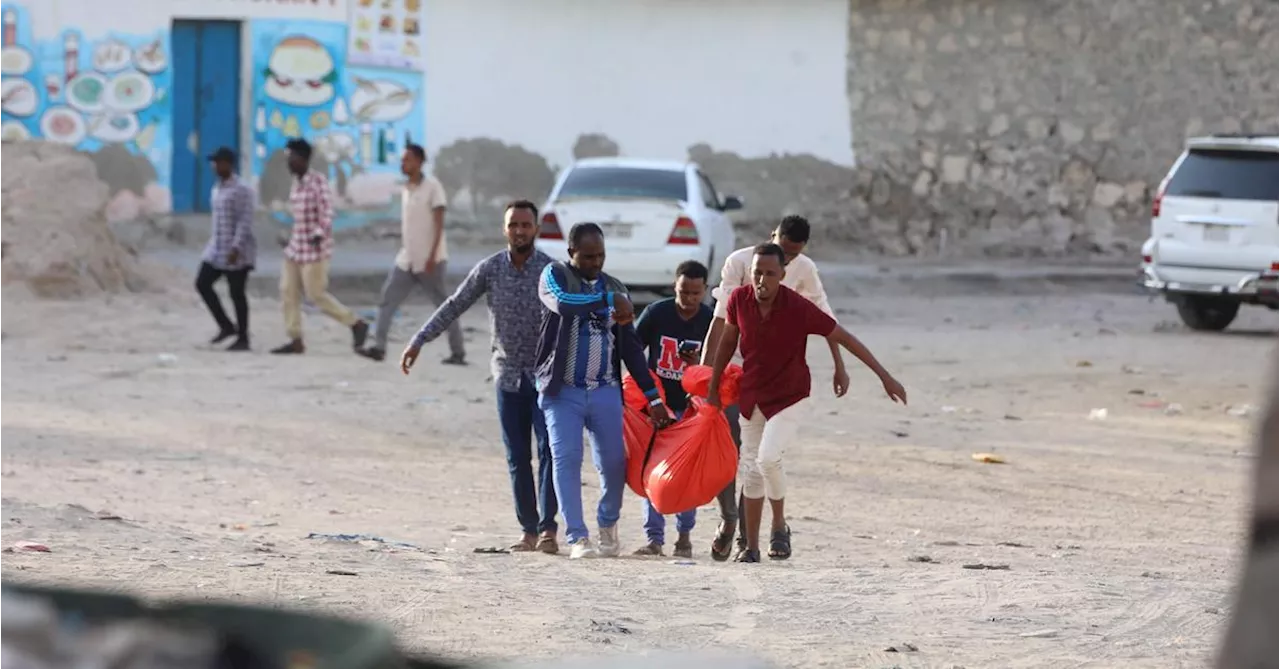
[554, 262, 582, 294]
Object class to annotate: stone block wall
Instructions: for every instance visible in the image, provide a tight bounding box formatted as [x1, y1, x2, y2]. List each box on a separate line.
[844, 0, 1278, 257]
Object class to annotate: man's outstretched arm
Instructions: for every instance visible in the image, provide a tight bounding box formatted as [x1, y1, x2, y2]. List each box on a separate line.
[825, 325, 907, 405]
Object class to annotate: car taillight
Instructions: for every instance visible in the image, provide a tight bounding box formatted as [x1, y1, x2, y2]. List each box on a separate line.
[539, 212, 563, 240]
[1142, 255, 1152, 264]
[666, 217, 699, 245]
[1152, 179, 1168, 217]
[1271, 262, 1278, 272]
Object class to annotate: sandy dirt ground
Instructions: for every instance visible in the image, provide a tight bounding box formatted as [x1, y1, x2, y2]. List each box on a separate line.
[1, 276, 1275, 669]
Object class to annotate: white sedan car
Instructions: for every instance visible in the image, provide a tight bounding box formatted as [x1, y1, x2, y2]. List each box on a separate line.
[535, 158, 741, 294]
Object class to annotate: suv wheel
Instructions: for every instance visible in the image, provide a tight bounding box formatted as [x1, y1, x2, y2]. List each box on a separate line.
[1176, 296, 1241, 331]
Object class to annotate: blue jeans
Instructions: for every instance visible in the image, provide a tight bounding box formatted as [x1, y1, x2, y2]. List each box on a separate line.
[496, 376, 558, 536]
[539, 385, 626, 543]
[641, 500, 696, 545]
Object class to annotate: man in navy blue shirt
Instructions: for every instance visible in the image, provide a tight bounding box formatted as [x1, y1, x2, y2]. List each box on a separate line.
[631, 261, 714, 558]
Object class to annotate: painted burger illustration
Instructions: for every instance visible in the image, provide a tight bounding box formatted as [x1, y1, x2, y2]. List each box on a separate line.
[262, 36, 337, 107]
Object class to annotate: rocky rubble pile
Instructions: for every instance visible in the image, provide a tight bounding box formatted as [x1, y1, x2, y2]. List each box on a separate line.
[2, 141, 158, 298]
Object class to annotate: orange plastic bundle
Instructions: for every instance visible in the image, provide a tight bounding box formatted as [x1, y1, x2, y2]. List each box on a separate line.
[680, 364, 743, 406]
[622, 371, 667, 497]
[643, 398, 738, 515]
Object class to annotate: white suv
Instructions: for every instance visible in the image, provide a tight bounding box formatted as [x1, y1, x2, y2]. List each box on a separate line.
[1140, 135, 1279, 331]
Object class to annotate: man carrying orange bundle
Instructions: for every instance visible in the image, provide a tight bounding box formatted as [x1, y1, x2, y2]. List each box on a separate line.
[706, 243, 907, 563]
[630, 260, 714, 558]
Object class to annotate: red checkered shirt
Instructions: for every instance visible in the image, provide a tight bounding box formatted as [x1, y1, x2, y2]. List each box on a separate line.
[284, 170, 335, 264]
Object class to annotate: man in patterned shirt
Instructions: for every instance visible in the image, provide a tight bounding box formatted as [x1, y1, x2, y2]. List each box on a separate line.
[400, 200, 560, 554]
[270, 138, 369, 355]
[535, 223, 673, 559]
[196, 147, 255, 351]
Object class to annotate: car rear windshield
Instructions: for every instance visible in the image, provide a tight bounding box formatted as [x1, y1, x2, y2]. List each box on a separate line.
[1166, 149, 1279, 201]
[557, 167, 688, 201]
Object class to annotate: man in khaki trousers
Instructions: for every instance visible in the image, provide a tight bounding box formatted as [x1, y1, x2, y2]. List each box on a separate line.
[270, 138, 369, 355]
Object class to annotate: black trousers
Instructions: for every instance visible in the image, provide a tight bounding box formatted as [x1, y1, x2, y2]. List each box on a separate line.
[195, 262, 250, 340]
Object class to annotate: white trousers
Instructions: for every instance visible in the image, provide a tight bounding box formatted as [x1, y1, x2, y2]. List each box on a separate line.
[738, 399, 806, 501]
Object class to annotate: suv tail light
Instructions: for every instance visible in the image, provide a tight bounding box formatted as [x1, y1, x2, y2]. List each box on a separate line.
[1152, 179, 1168, 217]
[1271, 262, 1278, 272]
[666, 217, 699, 245]
[539, 211, 563, 240]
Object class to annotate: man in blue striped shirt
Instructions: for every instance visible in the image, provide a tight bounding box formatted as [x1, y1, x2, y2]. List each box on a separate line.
[535, 223, 672, 559]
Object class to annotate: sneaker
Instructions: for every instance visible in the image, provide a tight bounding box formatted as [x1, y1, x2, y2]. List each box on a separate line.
[270, 340, 305, 355]
[568, 538, 597, 560]
[226, 339, 250, 352]
[597, 526, 620, 557]
[632, 542, 663, 556]
[210, 328, 237, 345]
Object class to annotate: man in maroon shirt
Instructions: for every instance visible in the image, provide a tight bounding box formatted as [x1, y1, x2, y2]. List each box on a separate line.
[706, 243, 907, 563]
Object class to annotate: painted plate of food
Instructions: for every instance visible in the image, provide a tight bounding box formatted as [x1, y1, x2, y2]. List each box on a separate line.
[39, 106, 87, 145]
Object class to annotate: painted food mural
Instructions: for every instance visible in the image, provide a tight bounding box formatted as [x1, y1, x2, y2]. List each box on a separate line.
[252, 20, 424, 230]
[0, 3, 172, 220]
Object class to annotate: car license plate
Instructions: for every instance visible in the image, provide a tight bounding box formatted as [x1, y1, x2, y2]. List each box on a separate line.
[1202, 224, 1230, 242]
[601, 223, 633, 239]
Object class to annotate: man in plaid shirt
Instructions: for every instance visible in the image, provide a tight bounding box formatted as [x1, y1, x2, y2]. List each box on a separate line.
[270, 138, 369, 355]
[196, 147, 255, 351]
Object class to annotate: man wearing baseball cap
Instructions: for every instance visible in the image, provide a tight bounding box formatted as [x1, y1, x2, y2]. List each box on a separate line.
[196, 147, 256, 351]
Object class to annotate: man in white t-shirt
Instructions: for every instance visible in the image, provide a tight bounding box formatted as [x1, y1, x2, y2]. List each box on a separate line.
[359, 144, 465, 363]
[700, 215, 848, 561]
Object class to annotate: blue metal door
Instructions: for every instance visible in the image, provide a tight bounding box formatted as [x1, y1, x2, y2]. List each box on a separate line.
[170, 21, 199, 213]
[170, 20, 240, 213]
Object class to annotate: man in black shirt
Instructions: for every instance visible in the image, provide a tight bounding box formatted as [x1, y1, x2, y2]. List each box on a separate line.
[631, 260, 715, 558]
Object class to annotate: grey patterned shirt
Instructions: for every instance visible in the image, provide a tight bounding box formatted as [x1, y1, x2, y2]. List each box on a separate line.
[202, 176, 256, 271]
[410, 249, 552, 392]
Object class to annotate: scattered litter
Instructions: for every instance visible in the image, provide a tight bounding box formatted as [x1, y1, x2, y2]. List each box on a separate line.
[304, 533, 420, 550]
[94, 511, 123, 521]
[1097, 327, 1117, 336]
[931, 540, 961, 547]
[231, 524, 248, 531]
[971, 453, 1006, 464]
[1204, 606, 1221, 615]
[996, 541, 1031, 548]
[1128, 388, 1146, 395]
[229, 561, 265, 568]
[1163, 403, 1183, 416]
[1075, 360, 1093, 368]
[1121, 364, 1143, 374]
[1137, 400, 1166, 409]
[941, 405, 959, 413]
[1088, 408, 1108, 421]
[962, 563, 1010, 570]
[938, 375, 956, 382]
[451, 524, 468, 532]
[1002, 414, 1022, 421]
[1020, 629, 1060, 638]
[907, 555, 935, 563]
[891, 430, 909, 438]
[473, 547, 509, 555]
[10, 541, 50, 553]
[669, 559, 696, 566]
[155, 353, 178, 366]
[325, 569, 358, 576]
[1227, 404, 1255, 418]
[884, 642, 918, 653]
[588, 620, 632, 635]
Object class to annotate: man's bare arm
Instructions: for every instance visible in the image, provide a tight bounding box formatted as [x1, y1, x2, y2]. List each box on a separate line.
[826, 325, 889, 378]
[701, 316, 726, 365]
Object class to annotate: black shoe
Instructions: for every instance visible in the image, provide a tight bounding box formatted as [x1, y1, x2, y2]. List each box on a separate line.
[210, 329, 236, 345]
[226, 339, 250, 352]
[351, 321, 369, 349]
[441, 353, 466, 366]
[356, 347, 385, 362]
[735, 549, 761, 563]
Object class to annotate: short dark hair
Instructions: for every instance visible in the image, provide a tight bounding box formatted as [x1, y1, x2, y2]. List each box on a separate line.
[405, 142, 426, 162]
[504, 199, 539, 220]
[776, 215, 811, 244]
[675, 260, 708, 282]
[753, 242, 786, 267]
[569, 222, 604, 248]
[285, 138, 312, 161]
